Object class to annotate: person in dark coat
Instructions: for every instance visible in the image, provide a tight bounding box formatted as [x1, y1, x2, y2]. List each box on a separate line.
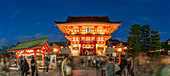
[106, 58, 115, 76]
[18, 57, 24, 76]
[127, 57, 134, 76]
[119, 58, 127, 71]
[80, 59, 84, 69]
[121, 65, 129, 76]
[100, 60, 106, 76]
[31, 57, 39, 76]
[43, 57, 50, 73]
[115, 57, 127, 75]
[21, 59, 29, 76]
[96, 56, 100, 76]
[18, 57, 24, 70]
[31, 57, 36, 76]
[87, 56, 91, 67]
[92, 56, 96, 68]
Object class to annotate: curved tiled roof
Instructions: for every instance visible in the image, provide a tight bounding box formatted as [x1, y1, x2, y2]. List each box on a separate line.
[7, 37, 48, 51]
[66, 16, 110, 22]
[50, 43, 60, 48]
[55, 16, 121, 23]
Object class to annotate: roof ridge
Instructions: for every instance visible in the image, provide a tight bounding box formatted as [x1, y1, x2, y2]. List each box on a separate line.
[17, 37, 47, 44]
[51, 43, 60, 47]
[68, 16, 109, 17]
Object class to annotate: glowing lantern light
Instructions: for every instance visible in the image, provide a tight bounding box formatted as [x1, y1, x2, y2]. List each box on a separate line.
[117, 48, 122, 52]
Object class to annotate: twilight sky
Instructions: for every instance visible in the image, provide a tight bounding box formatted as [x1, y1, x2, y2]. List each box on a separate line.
[0, 0, 169, 47]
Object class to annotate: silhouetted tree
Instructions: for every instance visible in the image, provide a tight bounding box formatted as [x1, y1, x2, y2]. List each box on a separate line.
[150, 30, 162, 51]
[127, 24, 141, 57]
[2, 46, 8, 50]
[141, 25, 150, 52]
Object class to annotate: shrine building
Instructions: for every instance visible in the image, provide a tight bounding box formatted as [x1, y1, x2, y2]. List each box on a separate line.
[55, 16, 121, 56]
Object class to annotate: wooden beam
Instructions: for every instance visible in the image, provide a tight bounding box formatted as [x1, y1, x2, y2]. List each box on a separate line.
[21, 52, 44, 55]
[42, 53, 45, 67]
[7, 47, 42, 53]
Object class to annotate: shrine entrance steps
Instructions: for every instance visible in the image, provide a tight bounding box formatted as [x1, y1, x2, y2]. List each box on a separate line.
[70, 56, 108, 69]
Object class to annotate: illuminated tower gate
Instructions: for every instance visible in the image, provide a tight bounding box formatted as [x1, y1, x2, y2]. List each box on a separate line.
[55, 16, 121, 56]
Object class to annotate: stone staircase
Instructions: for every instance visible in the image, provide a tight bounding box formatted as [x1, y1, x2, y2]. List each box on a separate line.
[70, 56, 108, 69]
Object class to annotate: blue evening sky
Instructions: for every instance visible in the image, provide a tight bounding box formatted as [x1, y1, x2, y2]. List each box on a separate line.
[0, 0, 169, 47]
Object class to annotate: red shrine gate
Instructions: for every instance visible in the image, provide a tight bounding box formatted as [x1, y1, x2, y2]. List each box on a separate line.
[55, 16, 121, 56]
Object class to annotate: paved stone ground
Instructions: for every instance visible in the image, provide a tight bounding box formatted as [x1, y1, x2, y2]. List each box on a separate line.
[0, 69, 100, 76]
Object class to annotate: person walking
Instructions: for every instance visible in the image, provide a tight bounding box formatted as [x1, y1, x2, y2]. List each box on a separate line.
[87, 56, 91, 67]
[0, 58, 6, 73]
[115, 62, 120, 75]
[58, 59, 63, 76]
[100, 57, 106, 76]
[119, 58, 127, 73]
[18, 57, 24, 70]
[85, 50, 88, 55]
[5, 57, 10, 76]
[92, 56, 96, 68]
[121, 65, 129, 76]
[43, 57, 50, 74]
[31, 57, 36, 76]
[96, 56, 100, 76]
[99, 56, 104, 66]
[21, 59, 29, 76]
[43, 57, 46, 73]
[35, 60, 39, 76]
[87, 51, 90, 56]
[105, 58, 115, 76]
[127, 57, 134, 76]
[80, 58, 84, 69]
[96, 56, 100, 68]
[61, 56, 72, 76]
[18, 57, 24, 76]
[100, 61, 106, 76]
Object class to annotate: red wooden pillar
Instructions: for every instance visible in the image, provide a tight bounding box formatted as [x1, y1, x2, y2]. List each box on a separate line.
[80, 44, 83, 55]
[94, 26, 97, 32]
[16, 53, 19, 66]
[42, 53, 45, 67]
[34, 49, 36, 60]
[94, 43, 96, 55]
[79, 26, 80, 34]
[55, 52, 57, 68]
[25, 54, 27, 60]
[119, 53, 121, 63]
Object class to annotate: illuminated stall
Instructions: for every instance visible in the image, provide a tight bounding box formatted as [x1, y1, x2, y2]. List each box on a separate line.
[50, 43, 60, 67]
[7, 37, 53, 67]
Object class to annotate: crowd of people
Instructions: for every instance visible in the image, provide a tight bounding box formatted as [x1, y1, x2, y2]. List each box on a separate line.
[59, 56, 134, 76]
[0, 55, 134, 76]
[17, 56, 50, 76]
[104, 56, 134, 76]
[18, 56, 38, 76]
[2, 55, 170, 76]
